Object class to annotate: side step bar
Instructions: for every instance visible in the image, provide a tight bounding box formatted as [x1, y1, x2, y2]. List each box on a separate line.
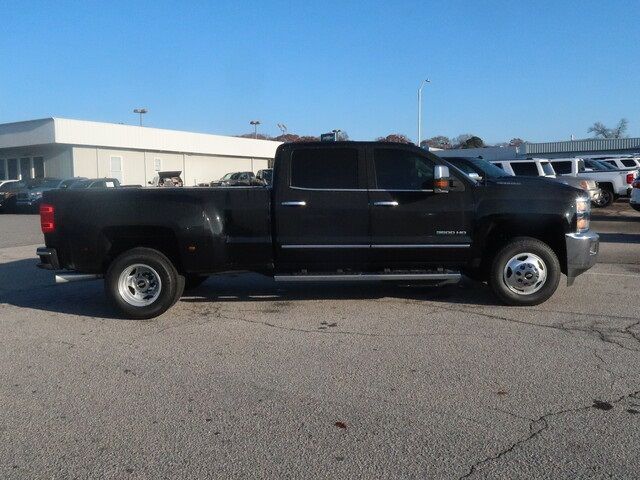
[55, 273, 102, 284]
[274, 272, 461, 284]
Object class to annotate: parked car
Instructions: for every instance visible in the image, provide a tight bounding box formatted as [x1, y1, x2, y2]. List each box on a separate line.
[490, 158, 556, 178]
[211, 171, 262, 187]
[37, 141, 598, 319]
[547, 157, 635, 207]
[0, 179, 19, 189]
[256, 168, 273, 186]
[630, 178, 640, 212]
[0, 180, 25, 212]
[149, 171, 183, 187]
[68, 178, 121, 189]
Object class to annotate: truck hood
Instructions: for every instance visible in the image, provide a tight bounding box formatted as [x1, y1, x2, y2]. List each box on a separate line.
[487, 176, 582, 195]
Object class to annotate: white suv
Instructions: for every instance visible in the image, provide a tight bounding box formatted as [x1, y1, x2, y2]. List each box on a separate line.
[491, 158, 556, 177]
[583, 155, 640, 170]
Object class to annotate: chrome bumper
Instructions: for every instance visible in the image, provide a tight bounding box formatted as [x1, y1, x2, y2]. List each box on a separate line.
[565, 231, 599, 286]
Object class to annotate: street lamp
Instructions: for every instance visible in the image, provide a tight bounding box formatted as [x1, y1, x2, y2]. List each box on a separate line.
[250, 120, 261, 139]
[417, 79, 430, 148]
[277, 123, 287, 137]
[133, 108, 148, 126]
[332, 129, 342, 141]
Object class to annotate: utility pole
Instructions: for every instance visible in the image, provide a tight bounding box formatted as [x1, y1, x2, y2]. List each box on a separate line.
[417, 79, 430, 147]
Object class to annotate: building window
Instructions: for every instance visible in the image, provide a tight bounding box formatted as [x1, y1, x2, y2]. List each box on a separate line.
[110, 156, 123, 183]
[154, 158, 162, 172]
[0, 160, 5, 180]
[7, 159, 18, 179]
[20, 157, 31, 180]
[33, 157, 45, 178]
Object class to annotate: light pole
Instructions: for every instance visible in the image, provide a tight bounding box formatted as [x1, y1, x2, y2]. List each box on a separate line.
[417, 79, 430, 147]
[250, 120, 261, 139]
[133, 108, 148, 126]
[332, 129, 342, 141]
[277, 123, 287, 138]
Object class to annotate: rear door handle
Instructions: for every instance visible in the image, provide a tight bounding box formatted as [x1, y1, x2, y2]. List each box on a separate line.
[371, 201, 399, 207]
[281, 201, 307, 207]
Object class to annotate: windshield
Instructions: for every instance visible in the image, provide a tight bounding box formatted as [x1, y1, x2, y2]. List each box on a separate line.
[448, 157, 511, 178]
[541, 162, 555, 176]
[0, 181, 20, 192]
[221, 173, 234, 180]
[69, 180, 92, 189]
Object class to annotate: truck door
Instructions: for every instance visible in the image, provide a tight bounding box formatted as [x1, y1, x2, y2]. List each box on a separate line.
[366, 145, 474, 269]
[273, 145, 369, 272]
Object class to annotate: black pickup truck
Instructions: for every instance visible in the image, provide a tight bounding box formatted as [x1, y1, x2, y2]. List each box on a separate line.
[37, 141, 599, 319]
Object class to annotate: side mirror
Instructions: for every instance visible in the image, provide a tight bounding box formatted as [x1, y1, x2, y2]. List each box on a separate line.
[434, 165, 450, 193]
[468, 172, 482, 181]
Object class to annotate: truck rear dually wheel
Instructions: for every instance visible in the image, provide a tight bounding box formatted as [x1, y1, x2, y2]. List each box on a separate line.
[489, 237, 560, 306]
[105, 247, 184, 319]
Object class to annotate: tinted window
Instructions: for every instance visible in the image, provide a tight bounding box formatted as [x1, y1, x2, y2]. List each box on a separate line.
[493, 163, 505, 170]
[511, 162, 539, 176]
[291, 148, 359, 189]
[89, 181, 106, 188]
[374, 148, 434, 190]
[622, 159, 637, 167]
[604, 160, 617, 167]
[552, 161, 573, 174]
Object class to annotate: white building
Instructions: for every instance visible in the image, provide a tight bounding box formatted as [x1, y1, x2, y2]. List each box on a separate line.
[0, 118, 280, 185]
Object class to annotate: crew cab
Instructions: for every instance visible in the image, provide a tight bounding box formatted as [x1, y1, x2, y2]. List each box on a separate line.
[36, 142, 599, 319]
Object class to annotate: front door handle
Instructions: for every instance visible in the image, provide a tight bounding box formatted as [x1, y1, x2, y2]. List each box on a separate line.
[281, 201, 307, 207]
[371, 201, 399, 207]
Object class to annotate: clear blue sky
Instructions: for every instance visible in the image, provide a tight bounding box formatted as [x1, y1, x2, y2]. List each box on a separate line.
[1, 0, 638, 143]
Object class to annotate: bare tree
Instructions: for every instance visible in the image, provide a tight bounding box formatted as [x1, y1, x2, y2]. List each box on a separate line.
[236, 133, 273, 140]
[508, 138, 525, 147]
[376, 133, 414, 144]
[424, 135, 452, 149]
[588, 118, 629, 139]
[452, 134, 474, 148]
[459, 136, 484, 149]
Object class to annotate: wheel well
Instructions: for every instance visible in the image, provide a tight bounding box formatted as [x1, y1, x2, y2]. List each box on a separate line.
[478, 220, 567, 277]
[599, 182, 614, 192]
[100, 226, 182, 273]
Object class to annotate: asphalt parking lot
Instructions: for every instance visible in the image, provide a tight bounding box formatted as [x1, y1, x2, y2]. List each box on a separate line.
[1, 203, 639, 479]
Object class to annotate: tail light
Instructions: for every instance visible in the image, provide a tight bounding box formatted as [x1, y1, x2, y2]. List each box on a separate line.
[626, 173, 634, 184]
[40, 203, 55, 234]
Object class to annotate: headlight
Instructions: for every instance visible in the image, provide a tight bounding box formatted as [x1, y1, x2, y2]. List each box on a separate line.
[576, 196, 590, 233]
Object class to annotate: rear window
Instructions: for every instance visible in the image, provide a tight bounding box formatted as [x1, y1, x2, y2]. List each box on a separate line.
[552, 161, 573, 175]
[291, 148, 359, 189]
[621, 159, 638, 167]
[511, 162, 539, 176]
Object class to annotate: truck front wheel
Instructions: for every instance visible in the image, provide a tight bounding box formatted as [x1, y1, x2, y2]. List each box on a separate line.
[105, 247, 184, 319]
[489, 237, 560, 306]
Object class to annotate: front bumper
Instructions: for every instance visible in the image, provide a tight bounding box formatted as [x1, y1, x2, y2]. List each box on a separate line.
[36, 247, 60, 270]
[565, 231, 599, 286]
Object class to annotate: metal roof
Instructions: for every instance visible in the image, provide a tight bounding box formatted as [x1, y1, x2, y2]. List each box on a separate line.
[524, 138, 640, 155]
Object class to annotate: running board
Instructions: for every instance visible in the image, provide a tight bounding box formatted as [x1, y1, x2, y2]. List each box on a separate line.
[274, 272, 461, 284]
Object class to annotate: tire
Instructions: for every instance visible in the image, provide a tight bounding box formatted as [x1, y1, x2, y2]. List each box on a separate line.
[597, 189, 614, 208]
[105, 247, 181, 319]
[184, 274, 209, 291]
[489, 237, 561, 306]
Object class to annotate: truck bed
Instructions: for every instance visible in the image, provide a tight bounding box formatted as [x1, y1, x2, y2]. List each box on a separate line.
[42, 187, 273, 274]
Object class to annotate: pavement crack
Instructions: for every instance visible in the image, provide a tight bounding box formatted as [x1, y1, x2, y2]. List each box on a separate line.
[459, 388, 640, 479]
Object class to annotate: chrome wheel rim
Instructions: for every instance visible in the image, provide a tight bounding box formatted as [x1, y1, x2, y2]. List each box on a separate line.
[118, 264, 162, 307]
[503, 252, 547, 295]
